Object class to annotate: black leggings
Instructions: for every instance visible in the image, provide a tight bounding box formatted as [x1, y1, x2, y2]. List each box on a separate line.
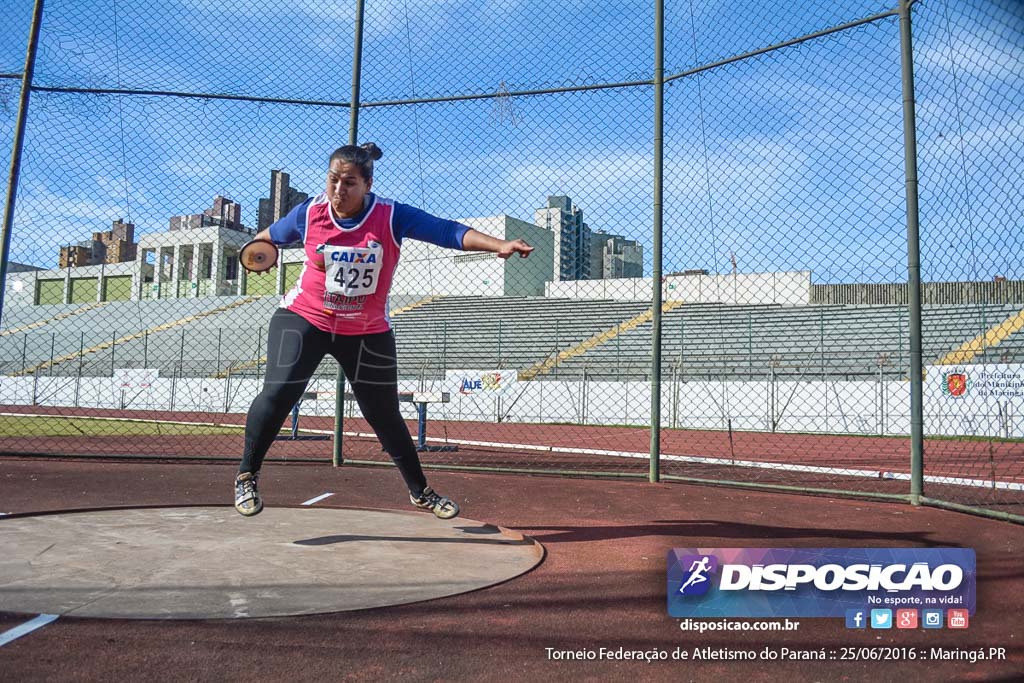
[239, 308, 428, 496]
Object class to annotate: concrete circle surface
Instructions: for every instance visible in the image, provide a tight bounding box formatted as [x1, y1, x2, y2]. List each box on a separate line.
[0, 506, 543, 619]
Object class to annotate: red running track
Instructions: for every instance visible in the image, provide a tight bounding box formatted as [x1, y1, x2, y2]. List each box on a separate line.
[0, 459, 1022, 682]
[2, 404, 1021, 486]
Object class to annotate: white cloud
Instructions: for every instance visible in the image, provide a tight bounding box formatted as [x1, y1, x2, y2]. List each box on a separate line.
[914, 16, 1024, 87]
[8, 180, 134, 264]
[16, 182, 131, 225]
[180, 0, 494, 34]
[163, 160, 216, 180]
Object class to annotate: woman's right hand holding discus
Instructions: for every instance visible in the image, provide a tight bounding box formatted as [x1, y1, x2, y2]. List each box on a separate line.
[239, 239, 279, 273]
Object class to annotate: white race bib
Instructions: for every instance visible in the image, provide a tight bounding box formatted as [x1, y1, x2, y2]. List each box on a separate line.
[323, 244, 383, 297]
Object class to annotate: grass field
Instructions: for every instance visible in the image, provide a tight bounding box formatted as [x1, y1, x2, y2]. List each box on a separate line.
[0, 415, 246, 437]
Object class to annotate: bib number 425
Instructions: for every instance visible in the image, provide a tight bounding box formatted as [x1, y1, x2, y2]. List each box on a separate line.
[334, 266, 375, 292]
[323, 244, 383, 297]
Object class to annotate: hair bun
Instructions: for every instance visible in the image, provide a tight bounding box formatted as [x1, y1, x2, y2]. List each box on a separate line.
[360, 142, 383, 160]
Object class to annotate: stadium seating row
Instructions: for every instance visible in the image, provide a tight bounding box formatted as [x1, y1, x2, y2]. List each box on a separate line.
[0, 295, 1020, 380]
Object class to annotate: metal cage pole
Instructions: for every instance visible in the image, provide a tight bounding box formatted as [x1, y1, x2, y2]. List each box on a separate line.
[348, 0, 366, 143]
[649, 0, 665, 483]
[334, 0, 366, 467]
[0, 0, 46, 327]
[899, 0, 925, 505]
[76, 331, 84, 407]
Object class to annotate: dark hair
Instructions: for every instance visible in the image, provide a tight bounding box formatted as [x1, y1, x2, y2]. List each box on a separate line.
[328, 142, 383, 181]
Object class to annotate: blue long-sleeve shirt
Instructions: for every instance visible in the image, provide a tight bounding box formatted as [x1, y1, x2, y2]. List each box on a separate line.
[267, 194, 471, 250]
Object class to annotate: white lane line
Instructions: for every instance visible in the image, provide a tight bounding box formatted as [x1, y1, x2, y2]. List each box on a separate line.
[228, 593, 250, 618]
[0, 614, 59, 647]
[301, 492, 334, 506]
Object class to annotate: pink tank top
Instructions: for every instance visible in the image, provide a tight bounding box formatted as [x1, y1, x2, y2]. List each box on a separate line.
[281, 193, 401, 335]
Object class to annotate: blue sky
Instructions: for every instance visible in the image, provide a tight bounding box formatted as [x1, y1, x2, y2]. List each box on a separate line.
[1, 0, 1021, 284]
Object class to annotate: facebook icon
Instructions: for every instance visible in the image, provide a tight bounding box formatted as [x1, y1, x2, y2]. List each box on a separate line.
[845, 609, 866, 629]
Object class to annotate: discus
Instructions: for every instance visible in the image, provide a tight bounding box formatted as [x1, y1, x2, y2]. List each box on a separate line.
[239, 239, 279, 273]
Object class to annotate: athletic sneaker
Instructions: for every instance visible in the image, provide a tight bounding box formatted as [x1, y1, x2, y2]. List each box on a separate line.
[234, 472, 263, 516]
[410, 486, 460, 519]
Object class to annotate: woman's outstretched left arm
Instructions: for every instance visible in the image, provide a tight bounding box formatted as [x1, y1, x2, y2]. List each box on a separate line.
[461, 230, 534, 259]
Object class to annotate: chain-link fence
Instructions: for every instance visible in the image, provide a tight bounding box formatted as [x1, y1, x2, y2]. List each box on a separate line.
[1, 0, 1021, 522]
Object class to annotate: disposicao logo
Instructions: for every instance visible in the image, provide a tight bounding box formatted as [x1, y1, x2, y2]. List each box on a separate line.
[666, 548, 975, 618]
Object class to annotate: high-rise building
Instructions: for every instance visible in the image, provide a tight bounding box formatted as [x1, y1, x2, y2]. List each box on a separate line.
[591, 232, 643, 279]
[258, 170, 308, 233]
[171, 196, 246, 232]
[57, 219, 138, 268]
[94, 219, 137, 264]
[58, 243, 99, 269]
[534, 195, 591, 281]
[205, 195, 242, 229]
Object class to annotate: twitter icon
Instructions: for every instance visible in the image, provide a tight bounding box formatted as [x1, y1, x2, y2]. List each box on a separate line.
[870, 609, 893, 629]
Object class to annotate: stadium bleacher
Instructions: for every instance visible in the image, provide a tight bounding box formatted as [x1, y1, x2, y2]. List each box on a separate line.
[554, 302, 1023, 380]
[391, 296, 654, 380]
[0, 295, 1021, 380]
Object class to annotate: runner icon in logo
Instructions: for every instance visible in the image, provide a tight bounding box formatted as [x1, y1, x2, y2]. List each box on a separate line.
[678, 555, 716, 595]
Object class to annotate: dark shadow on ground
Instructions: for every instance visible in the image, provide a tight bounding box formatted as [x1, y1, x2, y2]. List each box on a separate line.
[512, 519, 944, 545]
